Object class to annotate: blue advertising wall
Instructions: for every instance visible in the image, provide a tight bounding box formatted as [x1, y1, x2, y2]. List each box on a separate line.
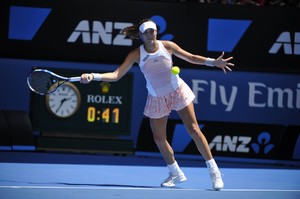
[1, 57, 299, 164]
[179, 69, 300, 125]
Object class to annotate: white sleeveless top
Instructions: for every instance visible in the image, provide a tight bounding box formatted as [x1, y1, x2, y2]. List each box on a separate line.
[139, 40, 182, 97]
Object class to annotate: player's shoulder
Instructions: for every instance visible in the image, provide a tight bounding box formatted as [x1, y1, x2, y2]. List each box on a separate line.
[161, 40, 175, 45]
[160, 40, 179, 51]
[161, 40, 179, 48]
[126, 47, 140, 63]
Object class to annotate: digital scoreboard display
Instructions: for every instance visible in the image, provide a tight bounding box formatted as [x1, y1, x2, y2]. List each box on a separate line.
[30, 69, 133, 138]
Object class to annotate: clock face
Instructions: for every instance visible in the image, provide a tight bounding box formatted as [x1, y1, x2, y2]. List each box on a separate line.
[46, 82, 81, 118]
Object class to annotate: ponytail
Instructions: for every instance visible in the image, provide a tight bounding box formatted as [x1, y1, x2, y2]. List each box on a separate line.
[121, 24, 140, 39]
[121, 18, 153, 40]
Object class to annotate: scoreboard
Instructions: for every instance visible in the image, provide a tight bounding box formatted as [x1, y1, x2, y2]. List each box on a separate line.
[30, 68, 133, 138]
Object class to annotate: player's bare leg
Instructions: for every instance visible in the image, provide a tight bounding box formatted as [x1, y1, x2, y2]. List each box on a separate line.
[150, 117, 187, 187]
[177, 102, 212, 160]
[177, 102, 224, 190]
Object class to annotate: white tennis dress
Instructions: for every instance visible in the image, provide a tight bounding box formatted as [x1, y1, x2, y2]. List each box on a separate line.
[139, 40, 195, 119]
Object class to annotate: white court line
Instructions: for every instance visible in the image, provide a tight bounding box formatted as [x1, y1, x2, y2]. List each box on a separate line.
[222, 189, 300, 192]
[0, 186, 299, 192]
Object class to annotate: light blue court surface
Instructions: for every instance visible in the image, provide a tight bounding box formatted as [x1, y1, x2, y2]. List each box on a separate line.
[0, 153, 300, 199]
[0, 164, 300, 199]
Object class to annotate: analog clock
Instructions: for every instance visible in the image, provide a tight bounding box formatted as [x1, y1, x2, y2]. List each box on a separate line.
[45, 82, 81, 118]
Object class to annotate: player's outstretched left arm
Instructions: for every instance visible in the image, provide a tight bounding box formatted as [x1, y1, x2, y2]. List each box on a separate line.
[164, 41, 234, 74]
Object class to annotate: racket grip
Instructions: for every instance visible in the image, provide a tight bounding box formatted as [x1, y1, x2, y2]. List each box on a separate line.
[69, 77, 82, 82]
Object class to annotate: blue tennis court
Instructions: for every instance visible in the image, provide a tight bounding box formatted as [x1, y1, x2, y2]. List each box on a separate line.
[0, 152, 299, 199]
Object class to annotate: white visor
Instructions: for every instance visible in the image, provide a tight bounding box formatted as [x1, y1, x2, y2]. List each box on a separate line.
[139, 21, 157, 33]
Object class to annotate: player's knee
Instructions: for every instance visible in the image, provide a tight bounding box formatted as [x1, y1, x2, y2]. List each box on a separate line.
[186, 123, 201, 138]
[152, 132, 166, 144]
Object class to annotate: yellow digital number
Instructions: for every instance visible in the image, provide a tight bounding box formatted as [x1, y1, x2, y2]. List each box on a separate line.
[102, 108, 110, 123]
[87, 107, 96, 122]
[112, 108, 119, 123]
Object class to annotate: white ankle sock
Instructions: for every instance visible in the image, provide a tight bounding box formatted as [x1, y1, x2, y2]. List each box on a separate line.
[206, 159, 218, 169]
[167, 161, 181, 175]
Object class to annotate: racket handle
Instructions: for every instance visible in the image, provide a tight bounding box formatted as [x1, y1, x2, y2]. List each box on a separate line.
[69, 76, 82, 82]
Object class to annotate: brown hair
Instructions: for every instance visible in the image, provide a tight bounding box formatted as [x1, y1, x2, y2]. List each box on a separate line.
[121, 18, 153, 40]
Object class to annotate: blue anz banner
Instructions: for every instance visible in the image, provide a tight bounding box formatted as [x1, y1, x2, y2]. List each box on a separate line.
[137, 119, 286, 160]
[175, 69, 300, 126]
[0, 0, 299, 72]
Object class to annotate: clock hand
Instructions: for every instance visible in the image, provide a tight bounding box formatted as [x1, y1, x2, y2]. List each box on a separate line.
[55, 97, 72, 113]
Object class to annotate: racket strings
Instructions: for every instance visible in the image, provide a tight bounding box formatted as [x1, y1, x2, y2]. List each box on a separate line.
[28, 71, 60, 94]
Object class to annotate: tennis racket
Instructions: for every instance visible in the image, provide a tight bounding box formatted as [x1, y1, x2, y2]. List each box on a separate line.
[27, 69, 82, 95]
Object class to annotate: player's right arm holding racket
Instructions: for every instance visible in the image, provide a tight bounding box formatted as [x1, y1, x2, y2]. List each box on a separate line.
[80, 48, 139, 84]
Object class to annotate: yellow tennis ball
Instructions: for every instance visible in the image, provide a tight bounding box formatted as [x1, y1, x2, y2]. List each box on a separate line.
[171, 66, 180, 75]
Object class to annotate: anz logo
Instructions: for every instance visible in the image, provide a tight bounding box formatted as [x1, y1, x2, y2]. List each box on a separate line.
[67, 21, 133, 46]
[209, 135, 251, 153]
[171, 124, 274, 155]
[209, 132, 274, 154]
[67, 15, 173, 46]
[269, 32, 300, 55]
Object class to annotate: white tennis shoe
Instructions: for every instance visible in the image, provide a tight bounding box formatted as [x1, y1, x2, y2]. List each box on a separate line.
[161, 172, 187, 187]
[209, 168, 224, 191]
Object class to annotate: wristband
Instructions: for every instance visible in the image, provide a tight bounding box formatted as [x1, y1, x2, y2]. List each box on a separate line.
[205, 58, 215, 67]
[91, 73, 102, 81]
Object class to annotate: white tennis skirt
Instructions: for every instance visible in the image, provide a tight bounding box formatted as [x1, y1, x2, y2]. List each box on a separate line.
[143, 81, 195, 119]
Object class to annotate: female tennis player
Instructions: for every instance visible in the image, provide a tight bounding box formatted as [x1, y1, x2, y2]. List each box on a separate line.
[81, 19, 234, 190]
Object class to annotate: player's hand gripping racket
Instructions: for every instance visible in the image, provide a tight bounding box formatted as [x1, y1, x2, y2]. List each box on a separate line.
[27, 69, 82, 95]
